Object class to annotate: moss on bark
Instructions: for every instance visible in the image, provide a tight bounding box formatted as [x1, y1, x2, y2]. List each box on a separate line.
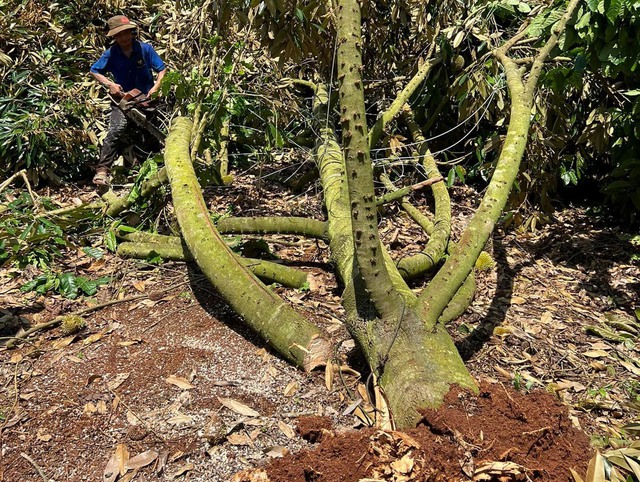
[116, 239, 309, 288]
[165, 117, 330, 370]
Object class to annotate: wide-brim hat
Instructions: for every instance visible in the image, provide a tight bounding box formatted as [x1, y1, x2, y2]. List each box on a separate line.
[106, 15, 137, 37]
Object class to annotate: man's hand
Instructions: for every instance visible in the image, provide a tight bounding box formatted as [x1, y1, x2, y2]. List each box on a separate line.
[108, 82, 124, 96]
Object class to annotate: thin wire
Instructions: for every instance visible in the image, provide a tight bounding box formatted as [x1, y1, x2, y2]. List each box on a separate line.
[370, 80, 503, 155]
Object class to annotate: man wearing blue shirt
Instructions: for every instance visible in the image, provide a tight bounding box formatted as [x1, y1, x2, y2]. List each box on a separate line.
[90, 15, 167, 185]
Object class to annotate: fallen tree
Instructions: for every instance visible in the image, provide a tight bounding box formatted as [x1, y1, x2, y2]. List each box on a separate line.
[6, 0, 579, 430]
[149, 0, 580, 429]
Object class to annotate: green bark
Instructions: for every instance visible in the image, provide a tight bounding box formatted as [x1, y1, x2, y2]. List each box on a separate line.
[379, 174, 434, 235]
[368, 58, 440, 150]
[418, 0, 580, 328]
[375, 176, 444, 207]
[331, 0, 476, 428]
[217, 216, 327, 240]
[116, 240, 308, 289]
[164, 117, 330, 370]
[396, 110, 451, 279]
[104, 167, 168, 217]
[336, 0, 406, 322]
[439, 273, 476, 324]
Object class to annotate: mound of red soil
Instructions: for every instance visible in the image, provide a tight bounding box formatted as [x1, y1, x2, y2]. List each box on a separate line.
[239, 382, 593, 482]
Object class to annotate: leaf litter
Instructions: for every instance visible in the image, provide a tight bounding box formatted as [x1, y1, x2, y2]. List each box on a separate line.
[1, 187, 638, 481]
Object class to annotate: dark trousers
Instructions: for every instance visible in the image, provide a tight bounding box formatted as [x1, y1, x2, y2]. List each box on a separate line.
[98, 106, 129, 169]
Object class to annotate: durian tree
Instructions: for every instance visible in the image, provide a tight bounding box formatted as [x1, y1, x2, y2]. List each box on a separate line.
[153, 0, 581, 427]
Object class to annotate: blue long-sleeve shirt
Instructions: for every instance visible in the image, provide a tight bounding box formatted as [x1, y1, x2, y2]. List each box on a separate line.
[90, 40, 166, 95]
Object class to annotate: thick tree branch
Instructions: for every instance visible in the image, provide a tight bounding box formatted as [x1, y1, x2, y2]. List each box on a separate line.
[164, 117, 330, 370]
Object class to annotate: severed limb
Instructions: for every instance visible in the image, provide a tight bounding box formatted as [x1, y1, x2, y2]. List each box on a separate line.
[116, 239, 309, 289]
[164, 117, 330, 370]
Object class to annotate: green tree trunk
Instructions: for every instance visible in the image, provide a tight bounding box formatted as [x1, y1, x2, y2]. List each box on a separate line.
[164, 117, 330, 371]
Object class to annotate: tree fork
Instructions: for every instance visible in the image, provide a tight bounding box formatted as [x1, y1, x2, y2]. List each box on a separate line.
[164, 117, 330, 370]
[332, 4, 477, 427]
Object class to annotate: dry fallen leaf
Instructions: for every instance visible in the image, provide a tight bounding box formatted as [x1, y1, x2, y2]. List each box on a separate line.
[125, 450, 158, 470]
[172, 463, 195, 478]
[227, 433, 253, 446]
[115, 444, 129, 476]
[278, 420, 295, 439]
[167, 413, 194, 425]
[218, 397, 260, 417]
[263, 446, 289, 458]
[166, 375, 195, 390]
[103, 452, 120, 482]
[284, 381, 299, 397]
[119, 469, 138, 482]
[325, 363, 334, 390]
[36, 429, 52, 442]
[126, 410, 139, 426]
[83, 402, 97, 415]
[583, 350, 609, 358]
[10, 353, 23, 363]
[83, 332, 104, 346]
[391, 452, 414, 475]
[118, 339, 142, 347]
[51, 335, 76, 349]
[132, 281, 146, 292]
[230, 468, 270, 481]
[585, 451, 606, 482]
[97, 400, 108, 414]
[107, 373, 130, 391]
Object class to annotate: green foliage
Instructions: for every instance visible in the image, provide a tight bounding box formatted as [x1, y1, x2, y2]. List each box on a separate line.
[21, 271, 110, 299]
[504, 0, 638, 221]
[0, 0, 107, 181]
[0, 189, 101, 268]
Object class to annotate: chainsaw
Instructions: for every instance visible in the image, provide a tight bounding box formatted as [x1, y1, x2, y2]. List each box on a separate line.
[109, 88, 166, 143]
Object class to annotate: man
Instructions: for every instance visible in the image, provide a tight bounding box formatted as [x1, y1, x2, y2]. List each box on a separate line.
[90, 15, 167, 185]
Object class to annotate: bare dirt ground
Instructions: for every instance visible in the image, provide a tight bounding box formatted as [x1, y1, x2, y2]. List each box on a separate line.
[1, 178, 639, 481]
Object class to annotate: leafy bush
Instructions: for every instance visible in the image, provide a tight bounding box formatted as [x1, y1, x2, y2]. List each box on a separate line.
[0, 0, 110, 181]
[0, 190, 102, 268]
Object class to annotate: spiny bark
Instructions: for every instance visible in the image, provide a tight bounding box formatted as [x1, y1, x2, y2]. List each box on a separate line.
[165, 117, 330, 370]
[336, 0, 407, 322]
[329, 0, 478, 425]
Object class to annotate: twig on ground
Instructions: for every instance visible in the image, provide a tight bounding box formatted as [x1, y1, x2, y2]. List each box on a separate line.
[0, 169, 40, 211]
[20, 452, 51, 482]
[6, 281, 189, 348]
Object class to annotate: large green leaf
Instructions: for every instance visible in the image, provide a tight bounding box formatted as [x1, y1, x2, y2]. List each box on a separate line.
[58, 272, 79, 299]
